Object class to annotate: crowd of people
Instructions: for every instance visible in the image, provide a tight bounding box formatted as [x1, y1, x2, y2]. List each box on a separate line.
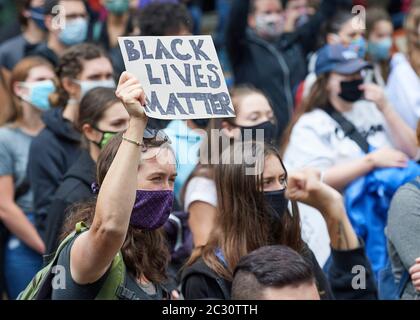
[0, 0, 420, 301]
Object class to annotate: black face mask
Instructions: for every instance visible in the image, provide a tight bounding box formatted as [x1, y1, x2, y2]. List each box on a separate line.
[240, 121, 277, 143]
[264, 189, 289, 220]
[339, 79, 364, 103]
[192, 118, 210, 128]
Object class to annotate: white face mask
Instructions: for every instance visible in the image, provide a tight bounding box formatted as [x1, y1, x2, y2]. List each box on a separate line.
[255, 13, 285, 39]
[74, 79, 116, 100]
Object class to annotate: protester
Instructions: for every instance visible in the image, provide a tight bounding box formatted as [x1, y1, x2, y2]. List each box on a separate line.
[182, 86, 276, 248]
[0, 0, 47, 73]
[181, 141, 377, 300]
[231, 245, 319, 300]
[386, 6, 420, 130]
[51, 72, 176, 299]
[28, 0, 90, 66]
[43, 87, 129, 255]
[284, 44, 417, 191]
[300, 9, 366, 102]
[0, 57, 55, 299]
[93, 0, 138, 77]
[27, 43, 115, 239]
[387, 119, 420, 299]
[226, 0, 352, 141]
[365, 7, 394, 86]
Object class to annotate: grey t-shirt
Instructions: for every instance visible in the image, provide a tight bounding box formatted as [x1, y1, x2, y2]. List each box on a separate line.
[387, 176, 420, 300]
[0, 126, 34, 212]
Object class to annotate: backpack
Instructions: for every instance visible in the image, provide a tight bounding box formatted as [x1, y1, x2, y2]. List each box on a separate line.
[378, 179, 420, 300]
[18, 222, 126, 300]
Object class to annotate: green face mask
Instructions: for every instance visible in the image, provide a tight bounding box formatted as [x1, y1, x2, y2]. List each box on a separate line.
[92, 127, 119, 149]
[105, 0, 130, 15]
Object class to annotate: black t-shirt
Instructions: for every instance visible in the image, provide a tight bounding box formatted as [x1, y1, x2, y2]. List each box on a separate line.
[51, 234, 165, 300]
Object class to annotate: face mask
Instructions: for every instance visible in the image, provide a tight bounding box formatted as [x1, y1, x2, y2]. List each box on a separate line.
[239, 121, 277, 143]
[255, 14, 285, 39]
[105, 0, 130, 15]
[192, 118, 210, 128]
[19, 80, 55, 111]
[59, 18, 88, 46]
[91, 127, 119, 149]
[368, 37, 392, 61]
[130, 190, 174, 230]
[350, 37, 367, 58]
[75, 79, 116, 100]
[339, 79, 364, 103]
[264, 189, 289, 220]
[30, 6, 47, 31]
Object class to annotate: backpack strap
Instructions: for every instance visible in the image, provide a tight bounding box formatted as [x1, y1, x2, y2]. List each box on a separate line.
[95, 252, 126, 300]
[18, 222, 89, 300]
[397, 270, 410, 298]
[324, 104, 370, 154]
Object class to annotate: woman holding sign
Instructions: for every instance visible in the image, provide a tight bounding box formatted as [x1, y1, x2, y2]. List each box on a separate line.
[46, 72, 177, 300]
[20, 72, 176, 300]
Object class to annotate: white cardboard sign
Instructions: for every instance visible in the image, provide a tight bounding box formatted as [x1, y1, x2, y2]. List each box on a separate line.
[118, 36, 235, 120]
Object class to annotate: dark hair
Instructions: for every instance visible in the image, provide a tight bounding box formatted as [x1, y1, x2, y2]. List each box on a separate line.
[139, 3, 193, 36]
[366, 7, 392, 38]
[186, 141, 303, 280]
[317, 9, 354, 47]
[231, 245, 315, 299]
[77, 87, 120, 146]
[249, 0, 283, 14]
[17, 0, 33, 27]
[44, 0, 85, 16]
[61, 133, 172, 284]
[50, 43, 109, 108]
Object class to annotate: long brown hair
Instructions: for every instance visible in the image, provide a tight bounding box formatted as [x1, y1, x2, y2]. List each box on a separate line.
[61, 133, 171, 284]
[8, 56, 54, 123]
[365, 7, 392, 81]
[280, 73, 330, 155]
[405, 7, 420, 76]
[50, 43, 109, 108]
[186, 141, 304, 280]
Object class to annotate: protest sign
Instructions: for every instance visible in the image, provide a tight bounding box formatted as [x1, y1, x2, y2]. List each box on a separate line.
[118, 35, 235, 120]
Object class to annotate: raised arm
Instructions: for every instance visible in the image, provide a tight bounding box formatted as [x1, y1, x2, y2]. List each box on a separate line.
[70, 72, 147, 284]
[292, 0, 352, 55]
[286, 168, 378, 299]
[226, 0, 251, 67]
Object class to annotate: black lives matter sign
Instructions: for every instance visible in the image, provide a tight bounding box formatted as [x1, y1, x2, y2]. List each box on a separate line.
[118, 36, 235, 120]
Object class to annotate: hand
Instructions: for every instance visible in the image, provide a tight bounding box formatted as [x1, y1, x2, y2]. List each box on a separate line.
[284, 9, 299, 32]
[409, 258, 420, 292]
[359, 83, 389, 112]
[286, 168, 345, 222]
[115, 72, 147, 121]
[367, 147, 408, 169]
[171, 290, 180, 300]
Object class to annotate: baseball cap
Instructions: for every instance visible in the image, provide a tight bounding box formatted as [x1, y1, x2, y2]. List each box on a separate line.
[315, 44, 372, 76]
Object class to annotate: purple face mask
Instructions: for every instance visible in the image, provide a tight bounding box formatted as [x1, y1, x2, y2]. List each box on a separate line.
[129, 190, 174, 230]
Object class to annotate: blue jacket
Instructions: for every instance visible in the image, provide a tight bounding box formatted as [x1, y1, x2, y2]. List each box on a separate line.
[344, 161, 420, 274]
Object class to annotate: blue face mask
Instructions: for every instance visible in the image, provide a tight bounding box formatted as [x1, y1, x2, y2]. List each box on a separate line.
[105, 0, 130, 15]
[368, 38, 392, 61]
[20, 80, 55, 111]
[59, 18, 88, 46]
[30, 6, 47, 31]
[74, 79, 116, 100]
[350, 36, 367, 58]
